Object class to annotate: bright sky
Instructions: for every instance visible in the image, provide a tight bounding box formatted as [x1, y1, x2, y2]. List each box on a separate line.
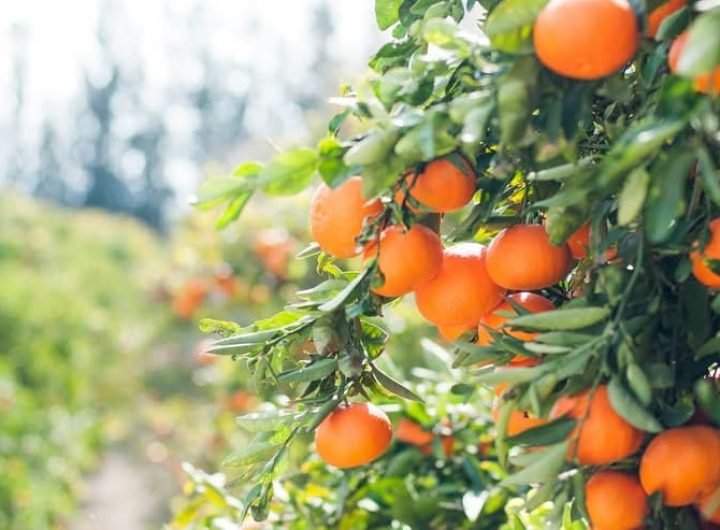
[0, 0, 381, 203]
[0, 0, 379, 124]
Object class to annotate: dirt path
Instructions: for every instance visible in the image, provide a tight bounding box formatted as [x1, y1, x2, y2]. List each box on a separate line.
[73, 451, 164, 530]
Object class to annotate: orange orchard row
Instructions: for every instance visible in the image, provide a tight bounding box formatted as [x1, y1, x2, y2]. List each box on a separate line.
[307, 160, 720, 528]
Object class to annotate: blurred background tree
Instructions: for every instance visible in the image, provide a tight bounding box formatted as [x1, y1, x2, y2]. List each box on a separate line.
[0, 1, 386, 529]
[0, 0, 380, 230]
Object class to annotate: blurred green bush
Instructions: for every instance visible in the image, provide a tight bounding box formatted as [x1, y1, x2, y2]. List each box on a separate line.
[0, 193, 169, 529]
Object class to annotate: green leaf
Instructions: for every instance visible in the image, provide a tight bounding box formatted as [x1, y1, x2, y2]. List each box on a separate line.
[344, 130, 400, 166]
[533, 331, 597, 346]
[500, 441, 568, 486]
[695, 335, 720, 360]
[528, 158, 594, 182]
[296, 279, 348, 301]
[318, 268, 370, 313]
[422, 18, 470, 54]
[209, 329, 281, 350]
[222, 441, 282, 468]
[317, 137, 354, 188]
[508, 307, 610, 331]
[192, 174, 256, 211]
[375, 0, 403, 30]
[646, 362, 675, 389]
[361, 318, 390, 359]
[394, 113, 457, 161]
[626, 364, 653, 407]
[235, 410, 306, 433]
[372, 364, 424, 402]
[607, 377, 663, 433]
[258, 148, 319, 196]
[485, 0, 548, 54]
[506, 417, 576, 447]
[215, 189, 254, 228]
[474, 366, 545, 386]
[644, 151, 694, 243]
[498, 57, 539, 146]
[618, 168, 650, 226]
[198, 318, 242, 336]
[677, 9, 720, 76]
[254, 310, 309, 331]
[695, 379, 720, 426]
[523, 480, 556, 512]
[523, 342, 571, 355]
[451, 383, 476, 396]
[278, 358, 339, 383]
[460, 101, 495, 144]
[369, 40, 416, 73]
[328, 109, 350, 135]
[697, 146, 720, 207]
[306, 397, 344, 432]
[660, 396, 695, 427]
[598, 119, 687, 188]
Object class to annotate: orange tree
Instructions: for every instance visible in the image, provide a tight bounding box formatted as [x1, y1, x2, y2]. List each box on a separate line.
[193, 0, 720, 528]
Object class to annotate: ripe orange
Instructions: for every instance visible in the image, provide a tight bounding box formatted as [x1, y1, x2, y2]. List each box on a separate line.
[227, 390, 257, 413]
[648, 0, 686, 38]
[364, 224, 443, 297]
[395, 418, 434, 447]
[550, 385, 644, 465]
[310, 177, 383, 258]
[394, 418, 455, 457]
[493, 400, 547, 437]
[253, 229, 294, 279]
[398, 158, 476, 213]
[567, 223, 590, 260]
[172, 278, 208, 319]
[486, 224, 573, 290]
[477, 292, 555, 345]
[698, 488, 720, 524]
[585, 471, 649, 530]
[533, 0, 639, 80]
[691, 219, 720, 288]
[315, 402, 392, 468]
[415, 243, 505, 327]
[640, 426, 720, 507]
[669, 33, 720, 95]
[437, 322, 475, 341]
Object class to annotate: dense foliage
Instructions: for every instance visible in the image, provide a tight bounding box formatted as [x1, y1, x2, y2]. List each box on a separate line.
[192, 0, 720, 528]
